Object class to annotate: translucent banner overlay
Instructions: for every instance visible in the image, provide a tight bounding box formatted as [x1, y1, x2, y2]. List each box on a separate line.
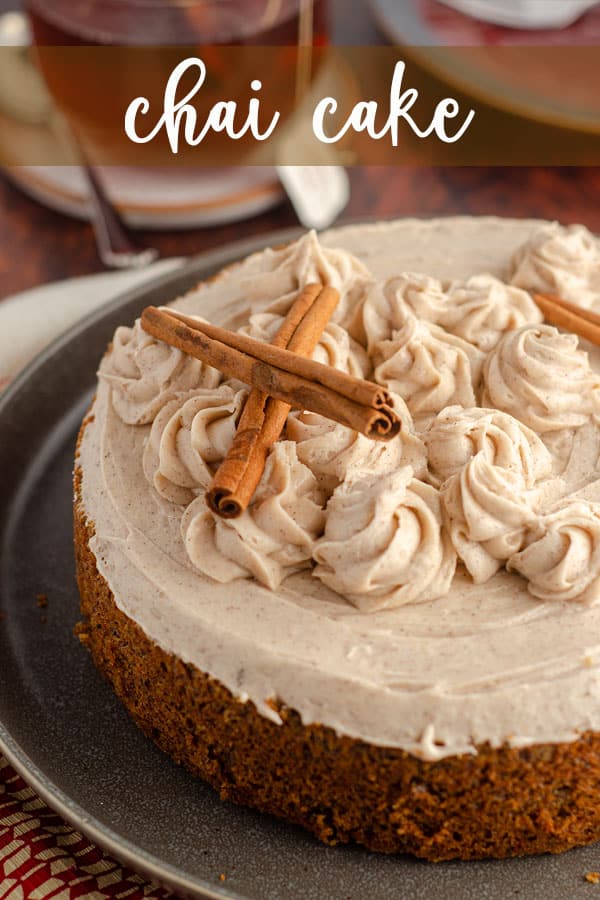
[1, 46, 599, 166]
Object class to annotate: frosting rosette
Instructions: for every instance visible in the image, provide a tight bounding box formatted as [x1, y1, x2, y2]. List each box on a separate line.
[286, 392, 427, 494]
[243, 231, 371, 332]
[362, 274, 447, 348]
[443, 275, 543, 352]
[181, 441, 325, 589]
[372, 315, 484, 427]
[481, 324, 600, 434]
[426, 406, 552, 486]
[99, 317, 221, 425]
[172, 231, 371, 341]
[366, 272, 542, 354]
[508, 499, 600, 604]
[510, 223, 600, 307]
[143, 384, 247, 505]
[440, 436, 543, 584]
[313, 468, 456, 611]
[240, 312, 371, 378]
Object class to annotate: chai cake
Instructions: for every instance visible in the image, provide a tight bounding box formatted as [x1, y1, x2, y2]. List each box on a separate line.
[74, 217, 600, 861]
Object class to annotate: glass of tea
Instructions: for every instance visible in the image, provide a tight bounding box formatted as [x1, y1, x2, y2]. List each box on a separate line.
[21, 1, 329, 219]
[25, 0, 328, 48]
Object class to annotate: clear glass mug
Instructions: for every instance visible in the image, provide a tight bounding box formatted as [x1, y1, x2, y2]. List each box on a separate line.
[24, 0, 328, 47]
[22, 1, 329, 174]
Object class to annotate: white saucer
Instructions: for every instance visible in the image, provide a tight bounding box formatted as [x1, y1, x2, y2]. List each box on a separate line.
[5, 166, 285, 230]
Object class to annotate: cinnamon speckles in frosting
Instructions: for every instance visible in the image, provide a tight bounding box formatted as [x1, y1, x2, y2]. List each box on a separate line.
[362, 277, 498, 427]
[508, 500, 600, 604]
[425, 406, 552, 486]
[362, 272, 542, 354]
[362, 274, 446, 347]
[142, 384, 247, 505]
[429, 408, 554, 582]
[99, 318, 221, 425]
[372, 315, 484, 427]
[80, 218, 600, 759]
[481, 324, 600, 434]
[102, 226, 600, 609]
[444, 276, 543, 352]
[313, 468, 456, 611]
[510, 222, 600, 308]
[182, 441, 325, 590]
[441, 450, 539, 583]
[286, 393, 427, 494]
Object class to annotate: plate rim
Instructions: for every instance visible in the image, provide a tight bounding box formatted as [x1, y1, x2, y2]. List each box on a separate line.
[0, 226, 304, 900]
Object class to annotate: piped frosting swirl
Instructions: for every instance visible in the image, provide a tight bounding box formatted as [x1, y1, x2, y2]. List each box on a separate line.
[361, 272, 542, 354]
[241, 230, 372, 334]
[181, 441, 325, 590]
[313, 468, 456, 611]
[286, 392, 427, 495]
[482, 324, 600, 434]
[510, 222, 600, 308]
[426, 405, 553, 486]
[441, 453, 539, 583]
[372, 314, 484, 427]
[508, 499, 600, 604]
[431, 406, 554, 582]
[444, 275, 543, 352]
[99, 318, 221, 425]
[142, 384, 248, 505]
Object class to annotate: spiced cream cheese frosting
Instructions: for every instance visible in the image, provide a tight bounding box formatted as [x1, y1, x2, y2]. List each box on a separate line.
[79, 216, 600, 761]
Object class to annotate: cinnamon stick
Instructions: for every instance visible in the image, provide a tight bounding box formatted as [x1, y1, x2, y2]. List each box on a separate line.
[140, 307, 400, 439]
[208, 284, 337, 517]
[164, 308, 391, 410]
[534, 293, 600, 346]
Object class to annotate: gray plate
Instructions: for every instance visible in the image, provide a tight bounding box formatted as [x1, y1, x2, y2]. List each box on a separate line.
[1, 230, 599, 900]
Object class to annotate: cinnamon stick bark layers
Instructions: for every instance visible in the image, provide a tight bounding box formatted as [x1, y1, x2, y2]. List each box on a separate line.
[141, 291, 401, 518]
[209, 283, 338, 518]
[141, 306, 398, 434]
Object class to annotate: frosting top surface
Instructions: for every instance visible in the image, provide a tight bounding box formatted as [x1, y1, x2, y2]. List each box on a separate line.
[80, 216, 600, 760]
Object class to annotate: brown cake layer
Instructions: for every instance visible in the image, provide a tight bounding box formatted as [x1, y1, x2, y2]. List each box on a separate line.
[74, 428, 600, 862]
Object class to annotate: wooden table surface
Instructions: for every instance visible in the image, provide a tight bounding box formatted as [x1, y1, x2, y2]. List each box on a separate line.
[1, 0, 600, 300]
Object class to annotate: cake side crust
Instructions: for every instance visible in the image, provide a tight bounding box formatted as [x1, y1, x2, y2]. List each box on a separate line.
[74, 420, 600, 861]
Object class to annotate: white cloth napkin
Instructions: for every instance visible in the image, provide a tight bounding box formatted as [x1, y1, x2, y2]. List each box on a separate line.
[0, 259, 183, 395]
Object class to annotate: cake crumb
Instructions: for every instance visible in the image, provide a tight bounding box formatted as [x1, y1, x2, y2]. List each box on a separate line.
[74, 621, 90, 644]
[36, 593, 48, 608]
[585, 872, 600, 884]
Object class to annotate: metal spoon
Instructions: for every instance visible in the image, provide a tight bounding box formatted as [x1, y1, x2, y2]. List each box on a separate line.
[77, 160, 159, 270]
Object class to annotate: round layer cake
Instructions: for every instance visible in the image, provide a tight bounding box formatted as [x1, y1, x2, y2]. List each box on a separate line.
[74, 216, 600, 861]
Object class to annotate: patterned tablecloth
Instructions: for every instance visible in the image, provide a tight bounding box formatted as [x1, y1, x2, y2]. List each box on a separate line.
[0, 758, 172, 899]
[0, 262, 184, 900]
